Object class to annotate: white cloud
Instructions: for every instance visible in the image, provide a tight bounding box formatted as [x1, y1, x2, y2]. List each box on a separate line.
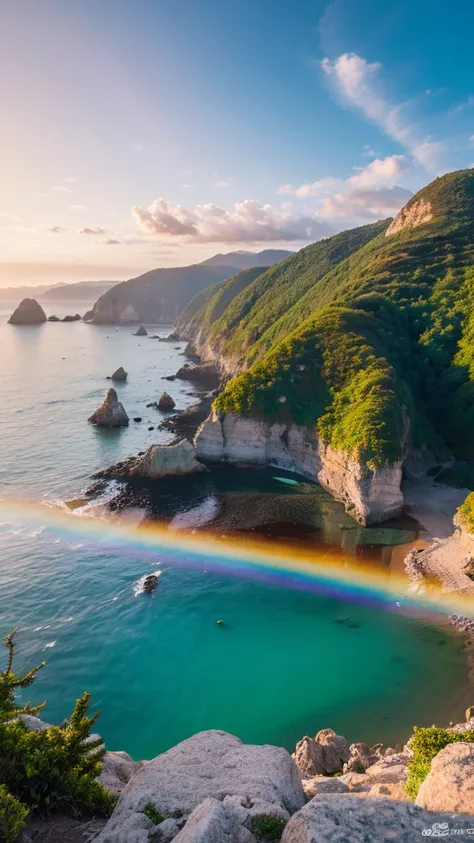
[321, 53, 444, 172]
[52, 185, 71, 193]
[321, 186, 412, 218]
[132, 198, 333, 243]
[46, 226, 67, 234]
[70, 204, 87, 211]
[64, 176, 77, 183]
[79, 226, 108, 236]
[215, 180, 229, 189]
[277, 177, 340, 198]
[451, 95, 474, 114]
[348, 154, 409, 188]
[102, 238, 121, 245]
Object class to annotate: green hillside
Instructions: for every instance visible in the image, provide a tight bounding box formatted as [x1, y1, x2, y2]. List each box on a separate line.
[212, 170, 474, 465]
[202, 220, 389, 361]
[175, 266, 267, 338]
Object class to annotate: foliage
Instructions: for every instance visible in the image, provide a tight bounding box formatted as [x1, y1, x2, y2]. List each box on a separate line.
[251, 814, 286, 842]
[202, 170, 474, 466]
[0, 785, 29, 843]
[0, 627, 46, 720]
[457, 492, 474, 532]
[142, 802, 183, 824]
[0, 630, 115, 820]
[405, 726, 474, 799]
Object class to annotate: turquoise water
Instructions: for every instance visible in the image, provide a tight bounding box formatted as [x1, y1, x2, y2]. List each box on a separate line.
[0, 302, 472, 758]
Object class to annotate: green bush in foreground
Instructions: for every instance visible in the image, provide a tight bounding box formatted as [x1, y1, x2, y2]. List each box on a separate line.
[0, 784, 29, 843]
[0, 629, 116, 824]
[142, 801, 183, 824]
[251, 815, 286, 842]
[405, 726, 474, 799]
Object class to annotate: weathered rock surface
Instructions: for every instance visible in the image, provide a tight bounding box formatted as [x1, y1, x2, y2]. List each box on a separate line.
[88, 389, 129, 428]
[302, 776, 349, 799]
[110, 366, 128, 382]
[343, 742, 384, 774]
[281, 795, 474, 842]
[365, 752, 409, 785]
[158, 392, 176, 411]
[416, 742, 474, 813]
[99, 750, 143, 796]
[195, 411, 403, 525]
[175, 364, 220, 388]
[386, 198, 433, 236]
[293, 730, 350, 777]
[8, 298, 47, 325]
[134, 439, 204, 478]
[94, 730, 305, 843]
[135, 325, 148, 336]
[170, 798, 256, 843]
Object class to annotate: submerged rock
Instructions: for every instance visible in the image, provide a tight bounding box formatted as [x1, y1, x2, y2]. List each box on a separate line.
[8, 298, 47, 325]
[143, 574, 159, 593]
[88, 389, 129, 428]
[135, 325, 148, 336]
[158, 392, 176, 411]
[110, 366, 128, 382]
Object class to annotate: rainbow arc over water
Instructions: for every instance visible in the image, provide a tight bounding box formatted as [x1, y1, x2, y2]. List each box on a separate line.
[2, 498, 474, 622]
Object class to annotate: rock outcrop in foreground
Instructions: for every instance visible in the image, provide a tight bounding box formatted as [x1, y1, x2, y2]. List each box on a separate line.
[8, 298, 47, 325]
[94, 730, 305, 843]
[88, 389, 129, 428]
[281, 795, 474, 843]
[195, 411, 403, 525]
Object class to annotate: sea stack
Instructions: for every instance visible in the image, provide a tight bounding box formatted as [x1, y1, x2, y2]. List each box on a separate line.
[8, 298, 47, 325]
[110, 366, 128, 382]
[135, 325, 148, 336]
[88, 389, 129, 428]
[157, 391, 176, 410]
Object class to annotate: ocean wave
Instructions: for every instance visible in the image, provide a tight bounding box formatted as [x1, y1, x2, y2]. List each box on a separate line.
[169, 496, 220, 530]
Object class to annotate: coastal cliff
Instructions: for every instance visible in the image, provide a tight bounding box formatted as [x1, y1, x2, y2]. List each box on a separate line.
[195, 410, 403, 525]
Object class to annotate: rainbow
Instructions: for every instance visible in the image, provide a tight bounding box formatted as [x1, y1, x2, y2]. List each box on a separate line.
[1, 497, 474, 622]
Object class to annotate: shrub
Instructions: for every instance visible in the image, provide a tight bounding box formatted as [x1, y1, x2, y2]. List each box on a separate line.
[0, 630, 116, 819]
[0, 627, 46, 720]
[458, 492, 474, 532]
[405, 726, 474, 799]
[0, 785, 29, 843]
[251, 814, 286, 842]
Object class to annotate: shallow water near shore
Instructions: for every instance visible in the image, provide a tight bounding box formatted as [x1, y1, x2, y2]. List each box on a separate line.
[0, 305, 473, 759]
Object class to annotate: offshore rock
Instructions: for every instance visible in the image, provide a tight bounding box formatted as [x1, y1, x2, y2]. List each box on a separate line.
[94, 730, 305, 843]
[88, 389, 129, 428]
[8, 298, 47, 325]
[111, 366, 128, 382]
[135, 325, 148, 336]
[158, 392, 176, 410]
[195, 411, 403, 525]
[281, 795, 474, 843]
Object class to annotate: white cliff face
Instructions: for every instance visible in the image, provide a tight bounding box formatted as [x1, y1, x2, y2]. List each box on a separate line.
[195, 411, 403, 526]
[385, 199, 433, 236]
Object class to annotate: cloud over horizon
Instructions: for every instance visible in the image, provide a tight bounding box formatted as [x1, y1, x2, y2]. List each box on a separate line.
[132, 199, 334, 243]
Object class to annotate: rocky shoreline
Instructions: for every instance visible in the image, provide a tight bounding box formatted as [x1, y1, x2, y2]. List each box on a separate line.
[19, 709, 474, 843]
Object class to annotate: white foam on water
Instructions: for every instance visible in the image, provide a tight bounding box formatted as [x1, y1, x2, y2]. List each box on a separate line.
[44, 641, 56, 649]
[169, 496, 220, 530]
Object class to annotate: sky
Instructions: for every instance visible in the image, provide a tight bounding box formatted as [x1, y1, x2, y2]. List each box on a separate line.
[1, 0, 474, 287]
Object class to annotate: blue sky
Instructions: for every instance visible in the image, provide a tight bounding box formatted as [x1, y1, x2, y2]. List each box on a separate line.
[0, 0, 473, 286]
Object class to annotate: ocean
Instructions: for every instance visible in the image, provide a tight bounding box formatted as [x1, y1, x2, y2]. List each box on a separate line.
[0, 300, 472, 760]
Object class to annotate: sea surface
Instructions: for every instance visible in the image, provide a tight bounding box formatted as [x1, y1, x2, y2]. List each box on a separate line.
[0, 300, 472, 760]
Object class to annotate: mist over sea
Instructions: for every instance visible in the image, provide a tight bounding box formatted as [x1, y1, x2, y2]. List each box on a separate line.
[0, 301, 471, 758]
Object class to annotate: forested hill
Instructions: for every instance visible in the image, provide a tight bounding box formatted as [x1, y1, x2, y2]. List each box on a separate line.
[189, 169, 474, 470]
